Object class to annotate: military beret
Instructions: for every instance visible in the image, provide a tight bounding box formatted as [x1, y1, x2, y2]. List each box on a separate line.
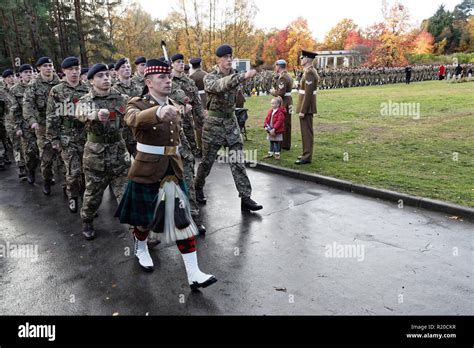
[190, 57, 202, 65]
[2, 69, 14, 78]
[80, 67, 89, 76]
[275, 59, 287, 66]
[115, 57, 129, 71]
[134, 56, 146, 65]
[19, 64, 33, 73]
[61, 56, 80, 69]
[35, 56, 53, 67]
[87, 63, 108, 80]
[144, 59, 171, 76]
[107, 63, 115, 70]
[300, 50, 318, 59]
[171, 53, 184, 62]
[216, 44, 232, 57]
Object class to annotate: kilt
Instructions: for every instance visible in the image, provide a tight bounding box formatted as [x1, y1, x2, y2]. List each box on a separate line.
[115, 179, 188, 229]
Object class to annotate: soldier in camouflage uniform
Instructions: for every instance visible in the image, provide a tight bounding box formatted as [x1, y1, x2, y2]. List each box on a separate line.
[46, 57, 89, 213]
[6, 64, 35, 179]
[113, 57, 142, 157]
[1, 69, 15, 169]
[195, 44, 263, 211]
[189, 57, 208, 157]
[75, 63, 130, 240]
[22, 57, 62, 194]
[0, 86, 9, 170]
[131, 56, 146, 90]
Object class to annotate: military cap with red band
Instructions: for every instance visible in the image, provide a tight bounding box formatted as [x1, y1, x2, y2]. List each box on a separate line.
[144, 59, 171, 76]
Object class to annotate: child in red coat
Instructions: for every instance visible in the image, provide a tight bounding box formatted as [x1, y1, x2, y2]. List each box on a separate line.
[263, 97, 285, 160]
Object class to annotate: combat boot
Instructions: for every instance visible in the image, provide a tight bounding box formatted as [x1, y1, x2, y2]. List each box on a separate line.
[27, 170, 35, 184]
[18, 166, 27, 180]
[241, 197, 263, 211]
[82, 219, 96, 240]
[42, 180, 51, 195]
[196, 189, 207, 204]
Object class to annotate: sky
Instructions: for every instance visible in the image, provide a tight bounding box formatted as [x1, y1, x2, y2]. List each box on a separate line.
[134, 0, 462, 41]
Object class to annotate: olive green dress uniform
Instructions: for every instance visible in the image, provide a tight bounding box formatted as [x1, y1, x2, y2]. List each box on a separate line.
[296, 65, 318, 163]
[271, 70, 294, 150]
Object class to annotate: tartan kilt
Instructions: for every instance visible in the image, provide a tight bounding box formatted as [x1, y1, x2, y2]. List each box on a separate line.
[115, 179, 188, 229]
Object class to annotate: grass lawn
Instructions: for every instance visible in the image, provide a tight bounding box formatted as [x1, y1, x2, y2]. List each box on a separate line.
[241, 80, 474, 208]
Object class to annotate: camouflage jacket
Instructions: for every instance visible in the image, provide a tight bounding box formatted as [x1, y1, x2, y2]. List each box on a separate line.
[75, 87, 130, 173]
[6, 81, 28, 133]
[23, 74, 61, 127]
[113, 79, 142, 99]
[46, 80, 90, 147]
[172, 74, 204, 126]
[189, 68, 208, 109]
[204, 65, 246, 113]
[131, 74, 145, 89]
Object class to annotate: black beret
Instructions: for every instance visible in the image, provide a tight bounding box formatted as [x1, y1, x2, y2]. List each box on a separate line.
[171, 53, 184, 62]
[19, 64, 33, 73]
[2, 69, 14, 78]
[61, 56, 80, 69]
[300, 50, 318, 59]
[107, 63, 115, 70]
[35, 56, 53, 67]
[115, 57, 128, 71]
[80, 67, 89, 76]
[189, 57, 202, 65]
[144, 59, 171, 76]
[87, 63, 108, 80]
[216, 44, 232, 57]
[134, 56, 146, 65]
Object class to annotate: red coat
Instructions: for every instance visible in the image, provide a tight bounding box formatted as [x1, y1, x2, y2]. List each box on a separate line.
[438, 65, 446, 76]
[263, 107, 285, 134]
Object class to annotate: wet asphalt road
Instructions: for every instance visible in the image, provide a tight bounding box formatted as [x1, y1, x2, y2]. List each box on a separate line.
[0, 160, 472, 315]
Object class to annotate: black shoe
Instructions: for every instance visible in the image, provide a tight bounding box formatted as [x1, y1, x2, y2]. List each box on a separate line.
[27, 171, 35, 184]
[241, 197, 263, 211]
[82, 220, 96, 240]
[68, 197, 78, 213]
[196, 224, 206, 235]
[50, 178, 56, 186]
[196, 189, 207, 204]
[42, 181, 51, 195]
[295, 159, 311, 165]
[190, 276, 218, 291]
[18, 166, 27, 180]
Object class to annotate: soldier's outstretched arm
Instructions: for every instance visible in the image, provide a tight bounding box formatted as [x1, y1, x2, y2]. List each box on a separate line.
[124, 98, 162, 129]
[204, 72, 245, 94]
[75, 96, 98, 123]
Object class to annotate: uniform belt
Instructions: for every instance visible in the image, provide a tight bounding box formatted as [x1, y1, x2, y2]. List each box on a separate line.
[298, 90, 317, 95]
[137, 142, 179, 155]
[87, 132, 121, 144]
[284, 92, 292, 96]
[198, 90, 206, 95]
[62, 118, 84, 129]
[208, 110, 234, 118]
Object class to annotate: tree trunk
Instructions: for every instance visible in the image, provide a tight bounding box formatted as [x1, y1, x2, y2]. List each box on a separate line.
[24, 1, 41, 59]
[74, 0, 88, 66]
[0, 9, 15, 67]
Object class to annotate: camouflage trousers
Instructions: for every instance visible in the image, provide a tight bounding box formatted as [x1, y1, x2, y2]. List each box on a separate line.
[61, 143, 85, 198]
[183, 112, 198, 156]
[179, 145, 199, 219]
[21, 129, 40, 173]
[7, 130, 25, 167]
[0, 122, 8, 163]
[193, 113, 204, 153]
[195, 141, 251, 198]
[122, 126, 137, 157]
[80, 167, 128, 221]
[35, 124, 64, 181]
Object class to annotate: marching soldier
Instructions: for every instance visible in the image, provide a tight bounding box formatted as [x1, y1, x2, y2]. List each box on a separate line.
[0, 86, 9, 170]
[189, 57, 207, 157]
[195, 44, 263, 211]
[271, 59, 293, 151]
[1, 69, 15, 168]
[115, 58, 217, 290]
[75, 63, 130, 240]
[46, 57, 89, 213]
[131, 56, 146, 89]
[295, 50, 319, 165]
[113, 57, 142, 157]
[22, 57, 61, 193]
[7, 65, 34, 180]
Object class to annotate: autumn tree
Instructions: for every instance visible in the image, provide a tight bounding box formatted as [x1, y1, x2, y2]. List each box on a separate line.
[286, 17, 316, 69]
[323, 19, 358, 50]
